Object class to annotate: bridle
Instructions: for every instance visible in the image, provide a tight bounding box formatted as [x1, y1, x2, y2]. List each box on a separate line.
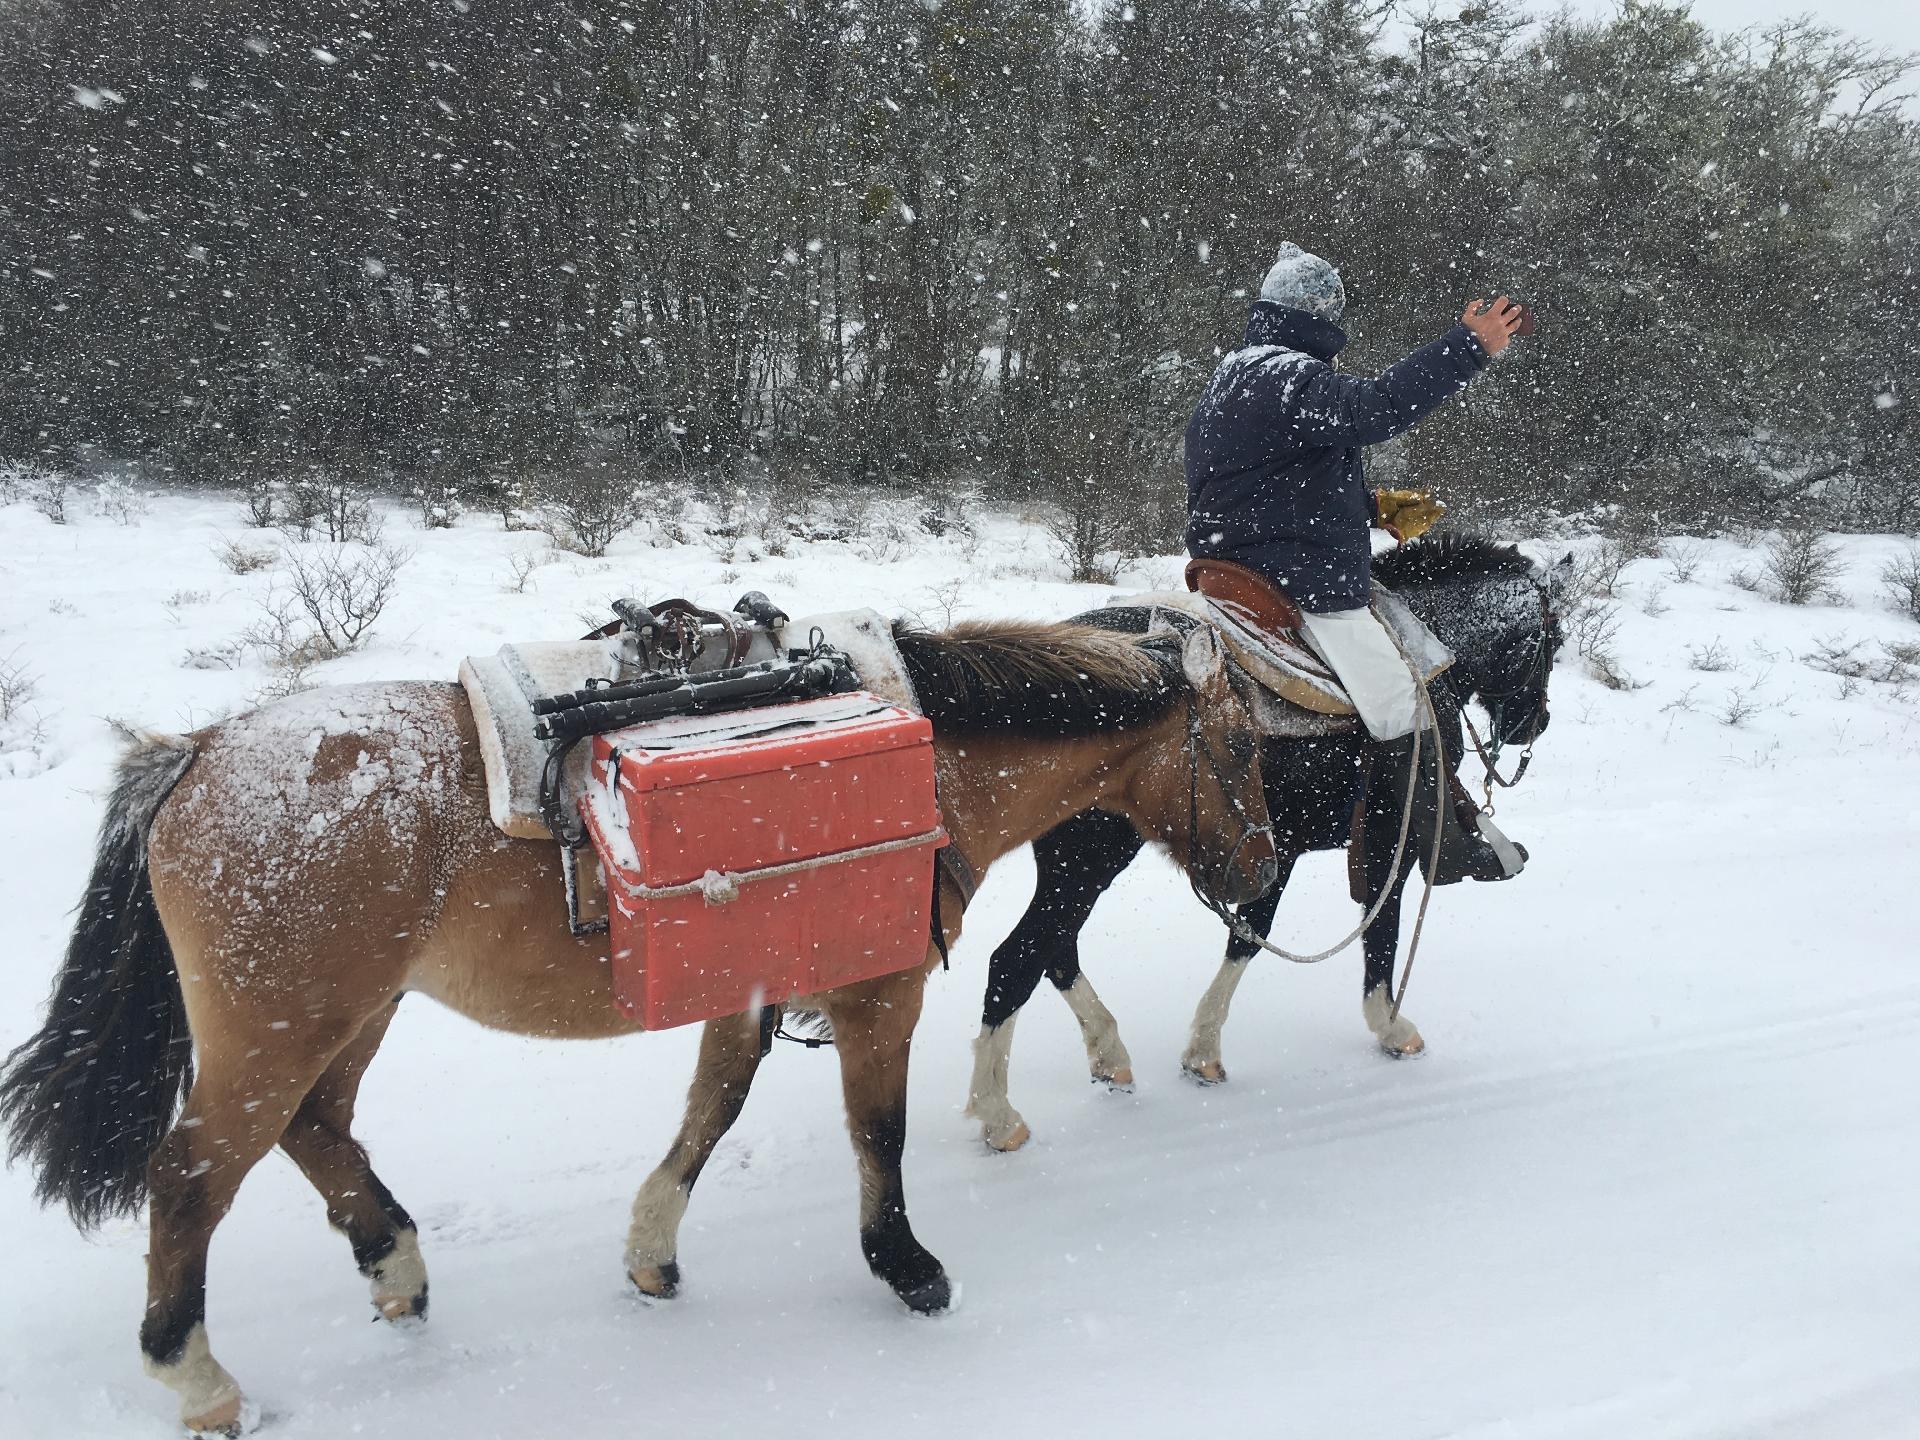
[1459, 578, 1558, 812]
[1181, 686, 1276, 915]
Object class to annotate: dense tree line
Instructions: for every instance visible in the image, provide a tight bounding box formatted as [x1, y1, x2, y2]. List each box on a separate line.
[2, 0, 1916, 532]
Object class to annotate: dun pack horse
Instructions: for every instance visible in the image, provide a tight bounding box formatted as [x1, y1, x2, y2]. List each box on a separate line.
[967, 535, 1568, 1150]
[0, 618, 1274, 1436]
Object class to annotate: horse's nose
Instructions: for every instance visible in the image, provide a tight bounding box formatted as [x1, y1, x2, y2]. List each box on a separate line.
[1237, 854, 1280, 903]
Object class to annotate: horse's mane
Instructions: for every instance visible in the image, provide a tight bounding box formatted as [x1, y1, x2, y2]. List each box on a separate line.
[892, 619, 1181, 737]
[1370, 532, 1534, 590]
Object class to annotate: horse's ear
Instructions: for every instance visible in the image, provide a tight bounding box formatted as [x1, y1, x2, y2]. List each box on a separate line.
[1557, 551, 1575, 572]
[1180, 623, 1229, 693]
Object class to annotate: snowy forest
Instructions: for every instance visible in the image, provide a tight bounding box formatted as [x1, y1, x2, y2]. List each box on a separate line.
[2, 0, 1917, 538]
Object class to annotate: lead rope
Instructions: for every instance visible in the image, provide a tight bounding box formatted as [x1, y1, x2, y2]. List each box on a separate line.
[1198, 622, 1444, 1021]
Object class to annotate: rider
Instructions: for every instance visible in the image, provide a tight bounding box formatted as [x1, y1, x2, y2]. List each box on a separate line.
[1184, 242, 1526, 884]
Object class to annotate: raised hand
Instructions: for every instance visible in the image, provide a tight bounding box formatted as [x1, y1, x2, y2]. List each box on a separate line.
[1462, 296, 1525, 357]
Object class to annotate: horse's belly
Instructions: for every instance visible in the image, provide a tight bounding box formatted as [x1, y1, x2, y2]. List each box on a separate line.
[405, 841, 648, 1042]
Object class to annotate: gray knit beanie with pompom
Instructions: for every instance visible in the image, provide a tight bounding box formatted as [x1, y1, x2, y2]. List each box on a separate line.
[1258, 242, 1346, 323]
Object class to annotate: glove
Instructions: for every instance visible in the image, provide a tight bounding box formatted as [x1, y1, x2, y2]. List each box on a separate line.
[1373, 488, 1446, 540]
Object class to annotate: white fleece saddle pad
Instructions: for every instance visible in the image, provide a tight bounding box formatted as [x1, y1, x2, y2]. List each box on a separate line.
[458, 608, 916, 841]
[1111, 587, 1452, 736]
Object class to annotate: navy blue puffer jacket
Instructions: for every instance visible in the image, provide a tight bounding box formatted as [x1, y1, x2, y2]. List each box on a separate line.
[1184, 302, 1488, 613]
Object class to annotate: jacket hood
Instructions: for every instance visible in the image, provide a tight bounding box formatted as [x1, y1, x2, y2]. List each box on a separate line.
[1244, 301, 1347, 363]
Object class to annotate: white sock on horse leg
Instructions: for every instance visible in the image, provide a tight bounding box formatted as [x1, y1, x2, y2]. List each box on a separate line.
[1059, 974, 1133, 1086]
[370, 1228, 428, 1318]
[625, 1167, 690, 1276]
[1363, 986, 1425, 1055]
[1183, 956, 1249, 1080]
[144, 1322, 253, 1435]
[965, 1019, 1029, 1149]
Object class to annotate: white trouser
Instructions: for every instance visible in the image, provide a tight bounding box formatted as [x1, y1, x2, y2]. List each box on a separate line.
[1298, 605, 1423, 740]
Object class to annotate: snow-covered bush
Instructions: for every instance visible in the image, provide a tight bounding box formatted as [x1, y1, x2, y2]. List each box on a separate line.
[29, 468, 71, 525]
[0, 651, 37, 723]
[92, 478, 149, 526]
[0, 651, 51, 778]
[1663, 539, 1706, 584]
[413, 483, 462, 531]
[242, 473, 281, 528]
[274, 541, 412, 655]
[537, 463, 642, 558]
[282, 474, 380, 544]
[1881, 545, 1920, 622]
[1687, 639, 1733, 672]
[1763, 527, 1844, 606]
[213, 536, 277, 575]
[502, 547, 542, 594]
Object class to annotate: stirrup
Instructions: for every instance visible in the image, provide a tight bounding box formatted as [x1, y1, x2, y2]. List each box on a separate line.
[1468, 812, 1527, 879]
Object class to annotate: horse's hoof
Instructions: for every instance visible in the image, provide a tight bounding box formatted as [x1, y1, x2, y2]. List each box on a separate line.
[374, 1283, 429, 1324]
[184, 1394, 259, 1439]
[1183, 1058, 1228, 1086]
[1094, 1066, 1134, 1092]
[896, 1270, 953, 1315]
[629, 1259, 680, 1300]
[983, 1119, 1030, 1152]
[1380, 1031, 1426, 1057]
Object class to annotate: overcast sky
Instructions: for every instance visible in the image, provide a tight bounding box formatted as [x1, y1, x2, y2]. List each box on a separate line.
[1567, 0, 1918, 57]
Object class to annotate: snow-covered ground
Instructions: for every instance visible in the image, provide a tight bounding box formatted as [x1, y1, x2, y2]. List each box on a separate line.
[2, 491, 1917, 1439]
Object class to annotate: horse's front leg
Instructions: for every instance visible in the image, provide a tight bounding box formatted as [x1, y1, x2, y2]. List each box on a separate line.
[820, 963, 951, 1314]
[1182, 854, 1294, 1084]
[1361, 807, 1425, 1057]
[625, 1008, 766, 1299]
[970, 810, 1142, 1150]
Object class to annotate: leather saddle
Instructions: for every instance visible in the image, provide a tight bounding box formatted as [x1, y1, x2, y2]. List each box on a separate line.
[1184, 557, 1305, 640]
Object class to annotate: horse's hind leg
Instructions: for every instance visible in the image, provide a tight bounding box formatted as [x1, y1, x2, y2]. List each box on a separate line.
[1182, 855, 1295, 1084]
[821, 965, 949, 1314]
[277, 999, 428, 1323]
[969, 810, 1142, 1150]
[625, 1008, 765, 1299]
[143, 1018, 361, 1436]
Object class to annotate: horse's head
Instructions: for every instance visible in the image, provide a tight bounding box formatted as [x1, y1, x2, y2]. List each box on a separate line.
[1135, 621, 1278, 908]
[1475, 553, 1570, 746]
[1374, 536, 1568, 750]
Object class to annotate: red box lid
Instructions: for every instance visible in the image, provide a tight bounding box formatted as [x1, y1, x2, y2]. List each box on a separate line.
[585, 693, 939, 888]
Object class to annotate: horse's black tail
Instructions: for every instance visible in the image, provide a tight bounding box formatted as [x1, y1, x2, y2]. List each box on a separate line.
[0, 732, 198, 1230]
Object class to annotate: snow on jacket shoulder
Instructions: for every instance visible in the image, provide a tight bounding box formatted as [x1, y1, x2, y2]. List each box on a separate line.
[1184, 301, 1487, 613]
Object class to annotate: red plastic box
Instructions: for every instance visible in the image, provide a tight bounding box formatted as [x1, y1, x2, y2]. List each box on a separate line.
[579, 693, 944, 1030]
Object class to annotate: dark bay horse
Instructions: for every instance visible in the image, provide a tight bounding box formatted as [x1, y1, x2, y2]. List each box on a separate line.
[1, 618, 1274, 1436]
[966, 535, 1568, 1149]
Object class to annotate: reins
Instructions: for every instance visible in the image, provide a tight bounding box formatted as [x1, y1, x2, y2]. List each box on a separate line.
[1186, 619, 1444, 996]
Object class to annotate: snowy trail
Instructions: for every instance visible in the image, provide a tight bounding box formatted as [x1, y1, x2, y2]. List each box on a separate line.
[2, 496, 1917, 1437]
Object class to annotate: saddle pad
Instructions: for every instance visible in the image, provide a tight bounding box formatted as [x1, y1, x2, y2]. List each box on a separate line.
[1110, 587, 1452, 730]
[458, 607, 915, 842]
[460, 637, 627, 840]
